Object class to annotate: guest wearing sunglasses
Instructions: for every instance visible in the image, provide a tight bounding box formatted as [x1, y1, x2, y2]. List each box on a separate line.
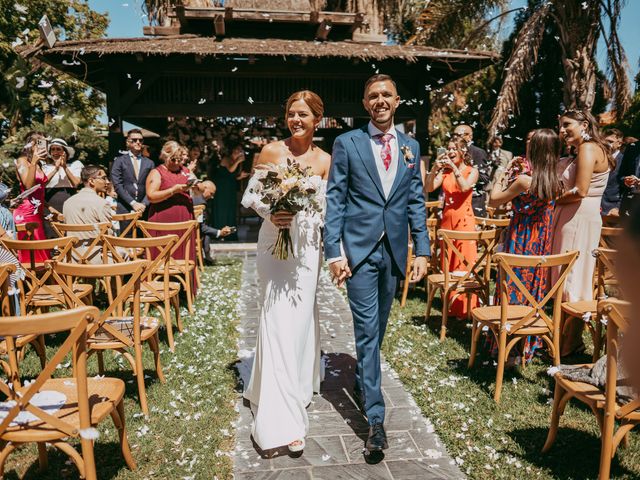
[110, 129, 154, 235]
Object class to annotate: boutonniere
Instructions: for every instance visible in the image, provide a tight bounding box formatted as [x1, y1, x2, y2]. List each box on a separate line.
[401, 145, 415, 168]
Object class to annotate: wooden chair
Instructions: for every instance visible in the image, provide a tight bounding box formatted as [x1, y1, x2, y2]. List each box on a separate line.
[486, 205, 510, 219]
[400, 216, 440, 308]
[0, 306, 136, 479]
[193, 204, 206, 273]
[475, 216, 511, 230]
[468, 250, 579, 402]
[15, 221, 39, 240]
[599, 226, 623, 249]
[50, 221, 111, 264]
[543, 299, 637, 480]
[426, 228, 501, 341]
[0, 237, 92, 314]
[425, 200, 442, 219]
[49, 260, 165, 415]
[111, 211, 141, 238]
[137, 220, 199, 314]
[0, 263, 46, 374]
[560, 248, 618, 362]
[101, 234, 183, 352]
[602, 214, 620, 227]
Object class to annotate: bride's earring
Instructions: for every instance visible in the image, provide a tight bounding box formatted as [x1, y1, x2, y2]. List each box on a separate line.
[580, 129, 592, 141]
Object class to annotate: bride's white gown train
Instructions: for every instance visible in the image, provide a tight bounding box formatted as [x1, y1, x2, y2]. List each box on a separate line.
[241, 177, 325, 450]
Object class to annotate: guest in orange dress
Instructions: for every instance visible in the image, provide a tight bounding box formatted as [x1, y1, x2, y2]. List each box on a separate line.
[425, 135, 480, 318]
[146, 141, 197, 292]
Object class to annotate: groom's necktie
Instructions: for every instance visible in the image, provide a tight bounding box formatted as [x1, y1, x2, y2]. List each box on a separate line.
[374, 133, 393, 170]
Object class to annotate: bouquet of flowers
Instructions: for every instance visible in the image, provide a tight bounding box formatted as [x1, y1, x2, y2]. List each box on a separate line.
[242, 159, 323, 260]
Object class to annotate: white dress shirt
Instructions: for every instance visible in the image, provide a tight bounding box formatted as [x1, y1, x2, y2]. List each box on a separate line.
[368, 122, 399, 199]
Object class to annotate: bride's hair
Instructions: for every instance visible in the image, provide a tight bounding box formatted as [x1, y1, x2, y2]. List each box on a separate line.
[285, 90, 324, 119]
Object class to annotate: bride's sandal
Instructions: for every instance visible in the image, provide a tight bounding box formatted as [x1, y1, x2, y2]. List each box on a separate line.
[288, 439, 305, 453]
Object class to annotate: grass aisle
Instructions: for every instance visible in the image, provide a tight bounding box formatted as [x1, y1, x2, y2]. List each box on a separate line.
[5, 257, 242, 479]
[382, 288, 640, 480]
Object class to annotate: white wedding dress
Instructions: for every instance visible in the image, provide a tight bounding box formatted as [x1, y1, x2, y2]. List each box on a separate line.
[240, 174, 325, 450]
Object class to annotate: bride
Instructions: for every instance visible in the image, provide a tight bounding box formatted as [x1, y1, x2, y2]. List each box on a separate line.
[241, 90, 330, 452]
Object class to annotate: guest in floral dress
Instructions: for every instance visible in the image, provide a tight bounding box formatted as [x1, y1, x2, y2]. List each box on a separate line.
[488, 128, 563, 362]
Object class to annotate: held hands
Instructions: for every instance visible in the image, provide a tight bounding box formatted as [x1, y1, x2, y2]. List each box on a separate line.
[623, 176, 640, 188]
[219, 226, 233, 237]
[329, 258, 352, 288]
[270, 211, 294, 229]
[410, 256, 428, 283]
[132, 201, 146, 213]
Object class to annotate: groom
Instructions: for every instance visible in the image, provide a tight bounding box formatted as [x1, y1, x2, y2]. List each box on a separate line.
[324, 74, 430, 452]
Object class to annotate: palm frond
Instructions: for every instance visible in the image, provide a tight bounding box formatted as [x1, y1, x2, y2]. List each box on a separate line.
[488, 2, 551, 135]
[602, 0, 631, 119]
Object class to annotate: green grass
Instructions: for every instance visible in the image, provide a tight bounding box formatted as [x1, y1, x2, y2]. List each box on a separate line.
[3, 257, 242, 479]
[382, 287, 640, 479]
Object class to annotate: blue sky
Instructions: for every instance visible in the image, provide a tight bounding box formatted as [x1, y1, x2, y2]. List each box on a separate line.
[88, 0, 639, 84]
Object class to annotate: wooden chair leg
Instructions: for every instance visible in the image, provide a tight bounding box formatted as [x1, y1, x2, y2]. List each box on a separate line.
[439, 291, 449, 341]
[599, 408, 615, 480]
[30, 335, 46, 369]
[134, 342, 149, 415]
[593, 319, 603, 362]
[542, 382, 566, 452]
[172, 295, 183, 333]
[425, 284, 436, 323]
[97, 351, 105, 376]
[494, 330, 507, 402]
[111, 398, 137, 470]
[37, 442, 48, 472]
[185, 272, 194, 314]
[161, 300, 175, 352]
[468, 320, 480, 368]
[79, 435, 97, 480]
[150, 334, 165, 383]
[0, 442, 17, 477]
[400, 247, 413, 308]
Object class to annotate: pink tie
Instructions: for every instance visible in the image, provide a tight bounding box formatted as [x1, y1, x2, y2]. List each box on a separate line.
[375, 133, 393, 170]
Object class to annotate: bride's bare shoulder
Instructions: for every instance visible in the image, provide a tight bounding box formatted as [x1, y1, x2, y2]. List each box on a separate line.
[313, 145, 331, 177]
[256, 140, 286, 166]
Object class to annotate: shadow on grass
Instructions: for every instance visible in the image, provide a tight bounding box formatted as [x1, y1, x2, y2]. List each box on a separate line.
[3, 439, 132, 480]
[508, 426, 636, 479]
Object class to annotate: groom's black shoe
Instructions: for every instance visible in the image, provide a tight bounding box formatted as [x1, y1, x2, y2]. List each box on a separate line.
[366, 422, 388, 451]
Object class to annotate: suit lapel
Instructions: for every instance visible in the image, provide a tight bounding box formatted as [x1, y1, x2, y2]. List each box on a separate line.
[386, 132, 411, 202]
[352, 128, 385, 200]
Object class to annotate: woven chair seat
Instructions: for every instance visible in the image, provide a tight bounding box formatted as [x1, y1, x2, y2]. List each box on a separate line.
[1, 377, 125, 443]
[561, 300, 597, 317]
[88, 316, 159, 347]
[31, 284, 93, 306]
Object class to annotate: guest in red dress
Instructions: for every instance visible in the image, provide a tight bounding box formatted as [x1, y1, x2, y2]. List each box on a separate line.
[13, 132, 51, 264]
[146, 142, 196, 291]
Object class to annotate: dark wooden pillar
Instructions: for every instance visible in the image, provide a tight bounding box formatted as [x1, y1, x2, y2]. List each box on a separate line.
[415, 90, 431, 156]
[105, 74, 123, 166]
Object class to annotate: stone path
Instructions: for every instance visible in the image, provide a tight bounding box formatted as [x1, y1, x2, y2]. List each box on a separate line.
[233, 252, 464, 480]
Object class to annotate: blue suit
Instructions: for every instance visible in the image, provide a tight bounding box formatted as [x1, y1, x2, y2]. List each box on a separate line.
[110, 152, 154, 215]
[324, 125, 429, 425]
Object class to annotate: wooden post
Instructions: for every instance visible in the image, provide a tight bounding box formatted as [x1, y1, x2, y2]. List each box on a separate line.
[415, 92, 430, 155]
[106, 75, 123, 166]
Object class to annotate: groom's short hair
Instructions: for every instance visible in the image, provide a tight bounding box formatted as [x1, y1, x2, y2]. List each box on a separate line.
[364, 74, 397, 96]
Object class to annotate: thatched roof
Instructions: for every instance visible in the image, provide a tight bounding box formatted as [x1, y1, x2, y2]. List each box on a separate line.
[23, 35, 497, 64]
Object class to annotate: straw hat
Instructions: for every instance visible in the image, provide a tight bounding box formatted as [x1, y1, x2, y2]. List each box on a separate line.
[48, 138, 75, 160]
